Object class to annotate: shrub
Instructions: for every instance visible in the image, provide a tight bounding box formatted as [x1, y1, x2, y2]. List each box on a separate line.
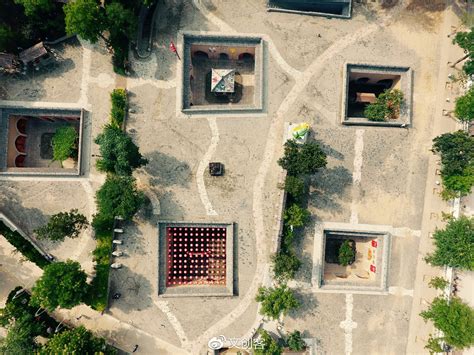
[271, 251, 301, 281]
[432, 131, 474, 198]
[453, 28, 474, 76]
[428, 277, 449, 290]
[85, 232, 113, 311]
[364, 89, 404, 121]
[425, 216, 474, 270]
[110, 88, 127, 127]
[278, 140, 327, 176]
[338, 240, 355, 266]
[254, 329, 282, 355]
[52, 126, 78, 163]
[420, 297, 474, 350]
[283, 176, 305, 199]
[34, 209, 88, 242]
[287, 330, 306, 351]
[284, 204, 310, 228]
[454, 87, 474, 122]
[0, 221, 49, 268]
[255, 285, 300, 320]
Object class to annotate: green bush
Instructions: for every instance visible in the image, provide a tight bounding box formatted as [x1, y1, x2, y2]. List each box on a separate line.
[284, 204, 310, 228]
[52, 126, 78, 163]
[283, 176, 305, 199]
[278, 140, 327, 176]
[92, 175, 145, 233]
[271, 251, 301, 282]
[255, 285, 300, 320]
[34, 209, 88, 242]
[110, 88, 127, 127]
[420, 297, 474, 350]
[0, 221, 49, 268]
[364, 89, 404, 121]
[287, 330, 306, 351]
[338, 240, 355, 266]
[428, 277, 449, 290]
[254, 329, 282, 355]
[85, 232, 113, 311]
[455, 87, 474, 122]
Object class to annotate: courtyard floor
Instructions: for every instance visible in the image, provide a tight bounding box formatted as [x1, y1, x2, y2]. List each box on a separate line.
[0, 0, 471, 354]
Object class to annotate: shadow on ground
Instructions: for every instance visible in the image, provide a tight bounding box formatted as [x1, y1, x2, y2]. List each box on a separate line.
[308, 166, 352, 213]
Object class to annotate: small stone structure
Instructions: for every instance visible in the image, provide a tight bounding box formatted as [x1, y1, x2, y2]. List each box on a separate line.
[268, 0, 352, 19]
[313, 222, 391, 293]
[0, 104, 85, 176]
[341, 63, 413, 127]
[178, 32, 265, 115]
[157, 221, 235, 297]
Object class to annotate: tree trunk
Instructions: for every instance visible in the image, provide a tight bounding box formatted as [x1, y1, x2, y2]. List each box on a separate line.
[450, 54, 469, 68]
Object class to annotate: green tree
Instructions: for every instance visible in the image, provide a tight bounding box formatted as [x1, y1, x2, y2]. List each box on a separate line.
[428, 276, 449, 290]
[0, 314, 40, 354]
[287, 330, 306, 351]
[364, 89, 404, 121]
[254, 329, 282, 355]
[255, 285, 300, 320]
[34, 209, 88, 242]
[92, 175, 145, 232]
[39, 326, 116, 354]
[338, 240, 355, 266]
[278, 140, 327, 176]
[52, 126, 78, 162]
[271, 251, 301, 281]
[14, 0, 53, 16]
[420, 297, 474, 350]
[455, 87, 474, 122]
[432, 131, 474, 197]
[283, 175, 305, 199]
[95, 125, 148, 175]
[0, 24, 15, 52]
[31, 260, 88, 311]
[453, 28, 474, 76]
[105, 2, 137, 38]
[284, 204, 310, 228]
[64, 0, 106, 43]
[425, 216, 474, 270]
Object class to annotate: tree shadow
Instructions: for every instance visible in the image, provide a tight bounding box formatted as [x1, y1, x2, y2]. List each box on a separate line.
[287, 291, 318, 321]
[108, 266, 154, 313]
[315, 139, 345, 161]
[308, 166, 352, 213]
[153, 190, 186, 220]
[143, 151, 191, 187]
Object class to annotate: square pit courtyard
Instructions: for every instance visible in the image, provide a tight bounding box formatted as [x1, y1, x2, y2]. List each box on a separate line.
[313, 222, 391, 293]
[0, 105, 84, 176]
[179, 32, 264, 114]
[157, 221, 235, 297]
[341, 63, 413, 127]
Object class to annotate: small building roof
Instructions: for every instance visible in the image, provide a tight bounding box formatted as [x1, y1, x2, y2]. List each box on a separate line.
[19, 42, 48, 65]
[211, 69, 236, 93]
[0, 53, 19, 70]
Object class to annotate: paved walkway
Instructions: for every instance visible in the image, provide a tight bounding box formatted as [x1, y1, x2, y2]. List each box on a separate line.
[405, 6, 466, 353]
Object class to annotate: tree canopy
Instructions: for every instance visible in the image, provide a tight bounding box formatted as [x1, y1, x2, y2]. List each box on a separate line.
[271, 250, 301, 282]
[284, 204, 310, 228]
[455, 87, 474, 122]
[287, 330, 306, 351]
[254, 329, 282, 355]
[31, 260, 88, 311]
[432, 130, 474, 197]
[14, 0, 53, 16]
[420, 297, 474, 350]
[52, 126, 78, 162]
[453, 27, 474, 76]
[278, 140, 327, 176]
[255, 285, 300, 320]
[39, 326, 116, 354]
[0, 314, 40, 354]
[425, 216, 474, 270]
[92, 175, 145, 232]
[105, 2, 137, 39]
[64, 0, 106, 43]
[95, 125, 148, 175]
[35, 209, 88, 242]
[364, 89, 404, 121]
